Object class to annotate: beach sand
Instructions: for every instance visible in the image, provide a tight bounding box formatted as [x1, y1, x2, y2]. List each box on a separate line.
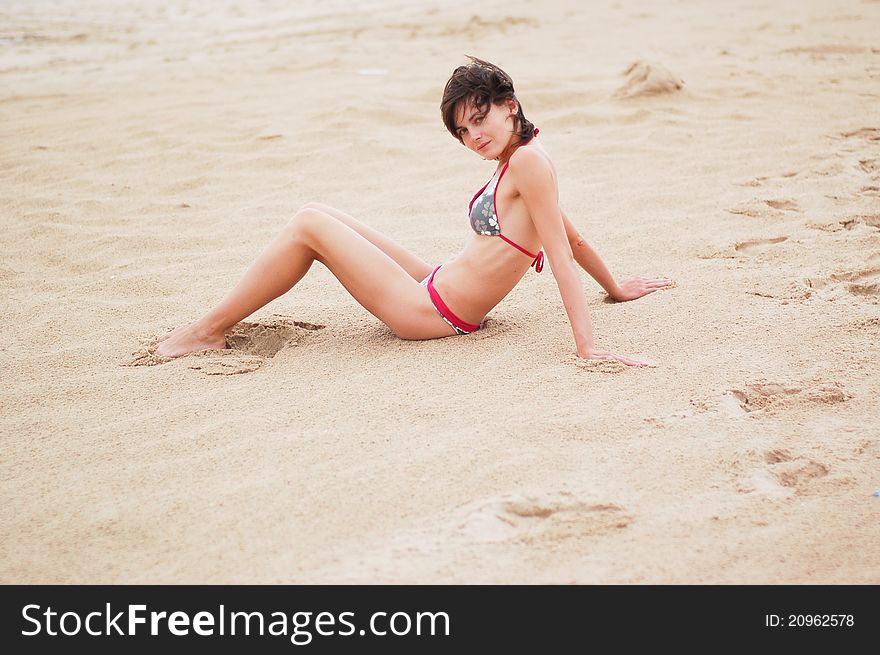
[1, 0, 878, 583]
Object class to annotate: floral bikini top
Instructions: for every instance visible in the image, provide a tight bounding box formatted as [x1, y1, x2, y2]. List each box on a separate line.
[467, 128, 544, 272]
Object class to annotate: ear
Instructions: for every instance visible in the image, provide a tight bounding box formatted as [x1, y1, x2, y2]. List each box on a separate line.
[506, 98, 519, 115]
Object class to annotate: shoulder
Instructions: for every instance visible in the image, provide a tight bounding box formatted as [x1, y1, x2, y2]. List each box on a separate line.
[507, 143, 552, 174]
[505, 144, 556, 193]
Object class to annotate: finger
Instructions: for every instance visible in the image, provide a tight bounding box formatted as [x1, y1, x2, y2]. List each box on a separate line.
[618, 355, 653, 367]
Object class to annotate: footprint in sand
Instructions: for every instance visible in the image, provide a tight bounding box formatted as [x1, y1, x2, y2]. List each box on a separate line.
[747, 279, 815, 302]
[725, 204, 768, 218]
[734, 236, 789, 253]
[700, 236, 789, 260]
[737, 448, 830, 497]
[725, 380, 851, 416]
[124, 314, 324, 374]
[726, 383, 803, 415]
[454, 492, 632, 544]
[756, 267, 880, 303]
[809, 213, 880, 232]
[726, 198, 802, 217]
[827, 267, 880, 298]
[838, 127, 880, 142]
[763, 198, 801, 211]
[766, 450, 829, 493]
[224, 315, 324, 356]
[858, 159, 879, 174]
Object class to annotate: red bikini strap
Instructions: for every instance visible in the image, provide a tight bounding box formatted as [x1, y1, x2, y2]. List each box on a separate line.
[532, 250, 544, 272]
[468, 177, 493, 213]
[499, 234, 536, 258]
[498, 235, 544, 272]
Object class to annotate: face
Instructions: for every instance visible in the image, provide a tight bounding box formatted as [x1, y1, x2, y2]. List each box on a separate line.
[453, 97, 519, 161]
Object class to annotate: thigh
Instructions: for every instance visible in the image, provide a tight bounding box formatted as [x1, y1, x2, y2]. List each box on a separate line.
[293, 209, 456, 340]
[302, 202, 433, 281]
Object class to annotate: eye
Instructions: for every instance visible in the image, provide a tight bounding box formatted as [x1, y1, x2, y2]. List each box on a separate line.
[474, 115, 484, 124]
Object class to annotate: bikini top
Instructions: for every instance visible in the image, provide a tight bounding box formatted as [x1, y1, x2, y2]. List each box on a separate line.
[467, 128, 544, 272]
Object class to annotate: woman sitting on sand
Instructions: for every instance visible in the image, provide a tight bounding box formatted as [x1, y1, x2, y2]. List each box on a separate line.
[157, 57, 672, 365]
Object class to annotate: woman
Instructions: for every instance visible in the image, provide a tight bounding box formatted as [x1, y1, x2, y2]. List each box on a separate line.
[156, 57, 672, 364]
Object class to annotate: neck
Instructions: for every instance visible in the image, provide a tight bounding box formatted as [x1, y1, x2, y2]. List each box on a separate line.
[496, 133, 523, 165]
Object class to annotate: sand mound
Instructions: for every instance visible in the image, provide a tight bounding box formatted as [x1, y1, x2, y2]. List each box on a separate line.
[613, 60, 684, 98]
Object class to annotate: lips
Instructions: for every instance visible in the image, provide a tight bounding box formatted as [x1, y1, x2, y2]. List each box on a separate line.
[477, 141, 490, 151]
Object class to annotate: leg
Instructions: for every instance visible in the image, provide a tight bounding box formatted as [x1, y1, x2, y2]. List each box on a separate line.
[156, 207, 454, 357]
[301, 202, 433, 281]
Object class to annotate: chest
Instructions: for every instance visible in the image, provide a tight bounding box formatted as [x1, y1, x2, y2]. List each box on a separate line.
[468, 168, 527, 236]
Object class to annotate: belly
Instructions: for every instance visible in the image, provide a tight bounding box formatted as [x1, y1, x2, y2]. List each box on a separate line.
[433, 236, 535, 324]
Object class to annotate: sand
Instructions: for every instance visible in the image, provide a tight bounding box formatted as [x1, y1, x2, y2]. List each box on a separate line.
[1, 0, 878, 584]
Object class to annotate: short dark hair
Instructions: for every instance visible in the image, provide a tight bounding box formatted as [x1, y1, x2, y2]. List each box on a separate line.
[440, 56, 535, 145]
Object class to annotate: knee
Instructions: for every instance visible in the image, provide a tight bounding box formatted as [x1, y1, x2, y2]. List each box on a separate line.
[286, 207, 327, 237]
[299, 201, 326, 213]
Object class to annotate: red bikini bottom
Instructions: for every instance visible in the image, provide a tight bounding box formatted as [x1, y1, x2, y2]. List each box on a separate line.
[419, 265, 481, 335]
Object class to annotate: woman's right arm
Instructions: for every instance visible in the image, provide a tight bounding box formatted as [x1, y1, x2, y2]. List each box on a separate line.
[509, 151, 651, 367]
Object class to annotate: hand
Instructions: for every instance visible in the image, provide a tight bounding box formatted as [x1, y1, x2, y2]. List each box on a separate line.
[578, 348, 654, 367]
[609, 276, 674, 302]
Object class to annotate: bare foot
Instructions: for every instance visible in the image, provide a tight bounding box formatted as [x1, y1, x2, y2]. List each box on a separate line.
[155, 322, 228, 358]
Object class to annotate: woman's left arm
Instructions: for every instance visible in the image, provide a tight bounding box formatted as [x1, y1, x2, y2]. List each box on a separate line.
[509, 150, 648, 365]
[561, 208, 673, 302]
